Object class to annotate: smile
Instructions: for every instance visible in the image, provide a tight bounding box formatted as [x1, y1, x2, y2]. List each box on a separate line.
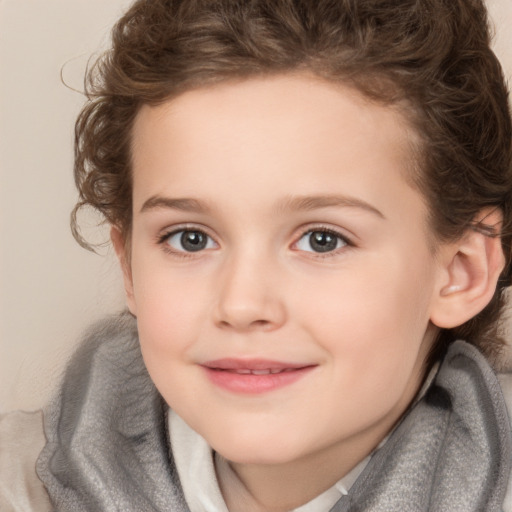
[222, 368, 296, 375]
[200, 359, 316, 394]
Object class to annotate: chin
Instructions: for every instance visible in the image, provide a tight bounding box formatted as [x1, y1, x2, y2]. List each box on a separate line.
[218, 448, 297, 466]
[208, 431, 309, 466]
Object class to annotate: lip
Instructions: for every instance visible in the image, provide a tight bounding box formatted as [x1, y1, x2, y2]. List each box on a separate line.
[200, 358, 316, 394]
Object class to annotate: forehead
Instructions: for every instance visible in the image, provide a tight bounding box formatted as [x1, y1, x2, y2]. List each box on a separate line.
[130, 74, 424, 222]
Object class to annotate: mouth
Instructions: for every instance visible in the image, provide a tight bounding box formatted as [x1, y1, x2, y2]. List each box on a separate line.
[215, 368, 298, 375]
[200, 359, 316, 394]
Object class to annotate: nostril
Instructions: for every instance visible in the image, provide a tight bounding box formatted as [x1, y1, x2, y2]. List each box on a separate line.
[216, 316, 276, 332]
[251, 319, 270, 327]
[218, 318, 269, 329]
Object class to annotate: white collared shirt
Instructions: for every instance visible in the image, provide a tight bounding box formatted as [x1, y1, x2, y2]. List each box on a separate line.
[168, 410, 368, 512]
[168, 364, 439, 512]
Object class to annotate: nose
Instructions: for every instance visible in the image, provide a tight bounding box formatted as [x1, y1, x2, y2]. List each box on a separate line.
[213, 251, 287, 332]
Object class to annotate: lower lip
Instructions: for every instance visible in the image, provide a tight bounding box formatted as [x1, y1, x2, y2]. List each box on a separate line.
[202, 366, 315, 394]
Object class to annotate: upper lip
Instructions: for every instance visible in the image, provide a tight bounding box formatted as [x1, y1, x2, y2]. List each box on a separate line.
[201, 358, 313, 372]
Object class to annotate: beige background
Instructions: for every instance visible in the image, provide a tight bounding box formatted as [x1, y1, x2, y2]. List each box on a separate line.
[1, 0, 511, 412]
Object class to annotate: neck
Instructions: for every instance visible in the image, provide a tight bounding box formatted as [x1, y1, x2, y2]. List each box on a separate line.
[215, 363, 432, 512]
[215, 424, 385, 512]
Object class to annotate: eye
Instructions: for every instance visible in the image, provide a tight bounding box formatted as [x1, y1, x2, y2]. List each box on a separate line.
[295, 229, 348, 253]
[163, 229, 216, 253]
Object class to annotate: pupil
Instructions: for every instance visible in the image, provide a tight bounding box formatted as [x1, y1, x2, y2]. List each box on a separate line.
[181, 231, 207, 252]
[309, 231, 337, 253]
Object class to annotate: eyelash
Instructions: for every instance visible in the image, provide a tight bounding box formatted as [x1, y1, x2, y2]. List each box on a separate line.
[157, 226, 217, 259]
[292, 226, 353, 258]
[156, 225, 353, 258]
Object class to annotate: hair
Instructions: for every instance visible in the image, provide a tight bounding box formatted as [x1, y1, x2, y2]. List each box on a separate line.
[72, 0, 512, 363]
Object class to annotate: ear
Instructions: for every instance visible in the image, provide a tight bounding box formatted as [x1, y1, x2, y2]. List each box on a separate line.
[111, 226, 137, 315]
[430, 209, 505, 329]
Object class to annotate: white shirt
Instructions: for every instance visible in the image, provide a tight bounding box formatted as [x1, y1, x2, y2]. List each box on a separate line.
[167, 366, 440, 512]
[168, 410, 368, 512]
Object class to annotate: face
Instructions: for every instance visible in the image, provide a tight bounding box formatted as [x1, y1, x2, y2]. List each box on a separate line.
[122, 75, 444, 470]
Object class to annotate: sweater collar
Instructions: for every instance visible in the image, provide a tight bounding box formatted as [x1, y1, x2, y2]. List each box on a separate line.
[331, 341, 512, 511]
[37, 315, 511, 512]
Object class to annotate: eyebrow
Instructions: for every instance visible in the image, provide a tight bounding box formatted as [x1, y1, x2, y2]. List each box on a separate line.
[276, 195, 385, 219]
[140, 196, 212, 214]
[140, 194, 385, 218]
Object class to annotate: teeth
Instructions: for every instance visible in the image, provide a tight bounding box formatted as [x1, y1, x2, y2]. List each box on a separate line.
[229, 368, 286, 375]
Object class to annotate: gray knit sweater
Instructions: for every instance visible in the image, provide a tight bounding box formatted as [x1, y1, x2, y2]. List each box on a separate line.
[12, 314, 512, 511]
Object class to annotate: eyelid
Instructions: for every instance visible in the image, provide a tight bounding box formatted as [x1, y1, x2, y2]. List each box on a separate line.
[155, 222, 354, 257]
[156, 223, 213, 241]
[290, 224, 355, 256]
[156, 224, 219, 255]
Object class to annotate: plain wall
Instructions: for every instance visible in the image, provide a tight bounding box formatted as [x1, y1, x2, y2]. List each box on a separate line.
[0, 0, 132, 412]
[1, 0, 511, 412]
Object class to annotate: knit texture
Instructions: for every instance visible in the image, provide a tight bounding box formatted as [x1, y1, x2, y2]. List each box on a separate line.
[36, 314, 511, 511]
[37, 314, 190, 511]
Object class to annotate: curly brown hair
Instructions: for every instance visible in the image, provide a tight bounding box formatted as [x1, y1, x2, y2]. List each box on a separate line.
[72, 0, 512, 363]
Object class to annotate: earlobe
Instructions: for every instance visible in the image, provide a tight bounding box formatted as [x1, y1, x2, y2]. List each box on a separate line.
[110, 226, 137, 315]
[431, 209, 505, 329]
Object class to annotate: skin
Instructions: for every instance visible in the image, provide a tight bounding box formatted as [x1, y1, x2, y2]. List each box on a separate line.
[113, 74, 498, 511]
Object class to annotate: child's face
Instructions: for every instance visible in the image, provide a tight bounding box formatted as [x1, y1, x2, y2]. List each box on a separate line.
[122, 75, 444, 469]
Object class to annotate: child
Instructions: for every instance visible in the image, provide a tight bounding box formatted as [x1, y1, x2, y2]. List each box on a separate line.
[1, 0, 512, 510]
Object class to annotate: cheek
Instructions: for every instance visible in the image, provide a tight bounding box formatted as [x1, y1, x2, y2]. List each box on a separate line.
[130, 258, 213, 373]
[134, 278, 207, 407]
[295, 254, 434, 386]
[136, 288, 204, 354]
